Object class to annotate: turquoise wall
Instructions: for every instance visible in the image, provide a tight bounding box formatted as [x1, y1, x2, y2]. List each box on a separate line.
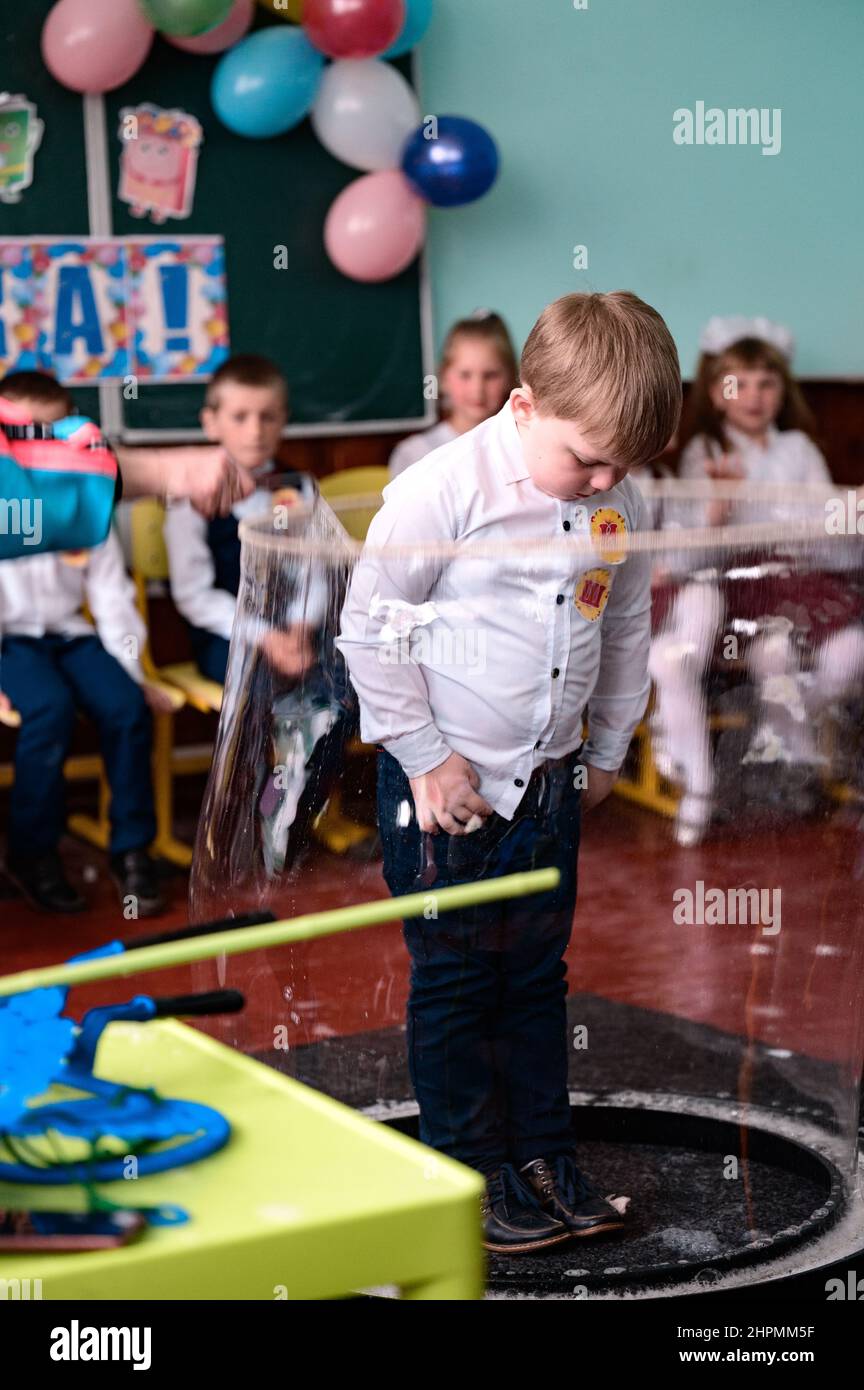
[420, 0, 863, 377]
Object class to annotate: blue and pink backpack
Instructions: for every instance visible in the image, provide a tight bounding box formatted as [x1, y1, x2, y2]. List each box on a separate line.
[0, 396, 119, 560]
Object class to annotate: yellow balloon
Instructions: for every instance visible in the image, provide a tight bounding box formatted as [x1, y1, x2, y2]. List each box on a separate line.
[256, 0, 304, 21]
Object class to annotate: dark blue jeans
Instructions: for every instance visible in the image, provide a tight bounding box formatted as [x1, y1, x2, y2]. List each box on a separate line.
[188, 626, 229, 684]
[1, 634, 156, 857]
[378, 748, 582, 1175]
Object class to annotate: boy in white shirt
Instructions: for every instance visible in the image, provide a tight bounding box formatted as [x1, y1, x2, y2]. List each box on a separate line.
[339, 291, 681, 1253]
[165, 355, 315, 683]
[0, 374, 171, 915]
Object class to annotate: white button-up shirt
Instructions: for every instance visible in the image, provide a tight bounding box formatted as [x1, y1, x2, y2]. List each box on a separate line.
[164, 463, 278, 641]
[678, 425, 831, 525]
[338, 403, 652, 819]
[663, 425, 836, 572]
[0, 529, 146, 683]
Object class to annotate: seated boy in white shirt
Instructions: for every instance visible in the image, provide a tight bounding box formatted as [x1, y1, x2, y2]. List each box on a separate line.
[165, 355, 314, 684]
[338, 291, 681, 1254]
[0, 373, 172, 916]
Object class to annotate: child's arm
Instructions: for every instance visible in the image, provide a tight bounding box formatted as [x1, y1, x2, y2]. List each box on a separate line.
[581, 489, 653, 804]
[84, 531, 147, 685]
[337, 477, 493, 833]
[115, 444, 253, 517]
[0, 407, 250, 560]
[680, 436, 743, 528]
[163, 503, 236, 640]
[338, 482, 451, 772]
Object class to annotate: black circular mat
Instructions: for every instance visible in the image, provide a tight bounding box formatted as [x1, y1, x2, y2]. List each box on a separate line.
[385, 1103, 844, 1295]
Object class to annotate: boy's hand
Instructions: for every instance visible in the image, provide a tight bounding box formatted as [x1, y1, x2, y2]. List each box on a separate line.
[409, 752, 494, 835]
[704, 451, 744, 481]
[581, 764, 617, 812]
[0, 692, 21, 728]
[143, 683, 178, 716]
[173, 446, 253, 518]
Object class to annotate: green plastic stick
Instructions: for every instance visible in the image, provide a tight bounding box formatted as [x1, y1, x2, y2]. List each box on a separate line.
[0, 869, 560, 999]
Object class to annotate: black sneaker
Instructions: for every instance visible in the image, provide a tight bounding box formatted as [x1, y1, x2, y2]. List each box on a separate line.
[520, 1155, 626, 1237]
[110, 850, 165, 917]
[481, 1163, 571, 1253]
[5, 851, 86, 914]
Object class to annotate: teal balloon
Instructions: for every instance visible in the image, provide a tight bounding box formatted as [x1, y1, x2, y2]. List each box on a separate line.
[211, 27, 324, 138]
[384, 0, 434, 58]
[139, 0, 234, 38]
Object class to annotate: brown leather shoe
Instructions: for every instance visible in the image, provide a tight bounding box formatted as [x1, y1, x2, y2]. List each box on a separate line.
[520, 1155, 626, 1237]
[481, 1163, 571, 1253]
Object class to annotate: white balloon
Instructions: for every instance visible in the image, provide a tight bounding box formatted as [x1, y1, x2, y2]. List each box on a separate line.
[311, 59, 421, 173]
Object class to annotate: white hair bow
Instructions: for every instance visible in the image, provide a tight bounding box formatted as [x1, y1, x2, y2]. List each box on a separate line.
[699, 316, 795, 362]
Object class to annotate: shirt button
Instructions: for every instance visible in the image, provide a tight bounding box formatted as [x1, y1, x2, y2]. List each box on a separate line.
[514, 778, 525, 788]
[562, 520, 571, 532]
[556, 594, 565, 605]
[552, 667, 560, 679]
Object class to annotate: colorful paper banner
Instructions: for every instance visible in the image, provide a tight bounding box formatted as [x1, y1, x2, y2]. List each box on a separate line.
[0, 237, 229, 385]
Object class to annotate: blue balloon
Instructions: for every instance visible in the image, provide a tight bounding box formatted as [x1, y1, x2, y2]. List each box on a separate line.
[384, 0, 434, 58]
[211, 28, 324, 139]
[401, 116, 499, 208]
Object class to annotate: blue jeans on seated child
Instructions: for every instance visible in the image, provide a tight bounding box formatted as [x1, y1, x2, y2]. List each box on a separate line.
[377, 747, 582, 1176]
[1, 634, 156, 858]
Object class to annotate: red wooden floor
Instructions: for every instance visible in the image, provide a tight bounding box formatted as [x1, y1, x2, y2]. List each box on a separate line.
[2, 794, 862, 1071]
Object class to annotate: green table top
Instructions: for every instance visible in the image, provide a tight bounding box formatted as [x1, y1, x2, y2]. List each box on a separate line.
[0, 1020, 484, 1301]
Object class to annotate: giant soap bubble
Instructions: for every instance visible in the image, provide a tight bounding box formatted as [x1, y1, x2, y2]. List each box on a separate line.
[191, 478, 864, 1298]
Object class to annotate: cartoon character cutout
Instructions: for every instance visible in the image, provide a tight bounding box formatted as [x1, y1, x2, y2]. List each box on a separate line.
[0, 94, 44, 204]
[118, 104, 203, 224]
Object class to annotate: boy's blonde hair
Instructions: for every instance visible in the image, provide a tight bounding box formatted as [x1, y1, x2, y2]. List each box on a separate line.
[520, 291, 682, 464]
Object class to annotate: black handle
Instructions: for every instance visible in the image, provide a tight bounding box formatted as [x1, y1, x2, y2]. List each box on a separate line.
[121, 910, 276, 952]
[149, 990, 245, 1019]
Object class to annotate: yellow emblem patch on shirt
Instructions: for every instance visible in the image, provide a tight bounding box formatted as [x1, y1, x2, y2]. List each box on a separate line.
[590, 506, 628, 565]
[574, 567, 612, 621]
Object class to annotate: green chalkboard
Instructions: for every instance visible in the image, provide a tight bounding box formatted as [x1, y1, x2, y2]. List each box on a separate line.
[102, 14, 427, 433]
[0, 0, 100, 422]
[1, 2, 427, 434]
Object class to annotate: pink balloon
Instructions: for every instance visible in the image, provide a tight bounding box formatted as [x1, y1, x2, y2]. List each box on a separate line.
[42, 0, 154, 94]
[167, 0, 254, 54]
[324, 170, 426, 283]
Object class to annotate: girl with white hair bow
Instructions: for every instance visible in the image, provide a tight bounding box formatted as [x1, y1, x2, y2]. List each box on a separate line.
[648, 317, 864, 845]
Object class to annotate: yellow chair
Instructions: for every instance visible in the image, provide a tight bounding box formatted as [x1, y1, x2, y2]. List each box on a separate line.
[319, 465, 390, 542]
[129, 498, 223, 717]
